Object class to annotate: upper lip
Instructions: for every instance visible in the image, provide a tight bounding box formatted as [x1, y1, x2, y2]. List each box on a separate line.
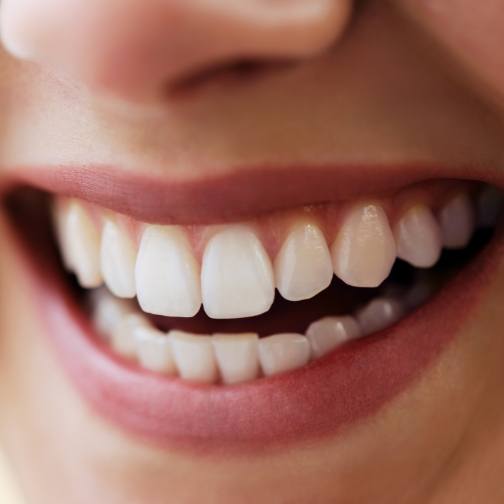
[1, 162, 503, 224]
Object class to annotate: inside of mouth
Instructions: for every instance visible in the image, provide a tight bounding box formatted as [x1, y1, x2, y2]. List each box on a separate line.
[140, 255, 462, 336]
[3, 180, 504, 387]
[3, 185, 498, 341]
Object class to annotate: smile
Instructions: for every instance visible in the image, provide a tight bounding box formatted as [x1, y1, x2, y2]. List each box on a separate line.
[2, 164, 503, 450]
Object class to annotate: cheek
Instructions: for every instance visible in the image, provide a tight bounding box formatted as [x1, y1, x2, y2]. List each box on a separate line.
[396, 0, 504, 103]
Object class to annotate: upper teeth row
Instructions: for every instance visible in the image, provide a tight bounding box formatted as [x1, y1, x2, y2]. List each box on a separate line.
[54, 188, 499, 320]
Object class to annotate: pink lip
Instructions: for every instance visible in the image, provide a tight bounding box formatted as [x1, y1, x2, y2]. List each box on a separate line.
[2, 162, 503, 224]
[4, 175, 504, 451]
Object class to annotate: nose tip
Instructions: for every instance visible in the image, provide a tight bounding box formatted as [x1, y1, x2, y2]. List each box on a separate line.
[0, 0, 352, 104]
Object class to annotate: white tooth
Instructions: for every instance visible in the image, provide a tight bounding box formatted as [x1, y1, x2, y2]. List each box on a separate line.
[439, 194, 475, 249]
[111, 313, 150, 358]
[404, 277, 436, 310]
[100, 219, 137, 298]
[135, 226, 201, 317]
[332, 203, 396, 288]
[395, 205, 442, 268]
[212, 333, 259, 384]
[134, 326, 177, 374]
[201, 225, 275, 319]
[52, 201, 74, 270]
[170, 331, 218, 383]
[306, 316, 361, 358]
[356, 298, 404, 336]
[90, 288, 136, 338]
[258, 333, 311, 377]
[60, 200, 102, 288]
[274, 221, 333, 301]
[477, 187, 502, 228]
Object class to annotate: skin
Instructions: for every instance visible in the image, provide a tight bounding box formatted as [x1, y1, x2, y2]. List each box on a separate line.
[0, 0, 503, 502]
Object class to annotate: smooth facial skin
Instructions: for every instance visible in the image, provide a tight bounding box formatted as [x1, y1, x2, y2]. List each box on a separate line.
[0, 1, 504, 503]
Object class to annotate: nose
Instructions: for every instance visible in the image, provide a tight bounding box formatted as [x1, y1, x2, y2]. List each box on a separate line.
[0, 0, 352, 104]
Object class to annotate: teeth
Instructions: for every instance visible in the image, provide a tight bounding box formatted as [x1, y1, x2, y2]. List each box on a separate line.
[213, 333, 260, 384]
[90, 288, 413, 383]
[59, 200, 103, 288]
[100, 220, 137, 298]
[201, 226, 275, 319]
[111, 313, 150, 358]
[477, 187, 502, 228]
[395, 205, 442, 268]
[439, 194, 475, 249]
[274, 221, 333, 301]
[404, 275, 437, 310]
[52, 202, 75, 270]
[90, 288, 135, 338]
[332, 203, 396, 288]
[134, 326, 177, 374]
[356, 298, 404, 336]
[306, 316, 361, 358]
[258, 333, 311, 377]
[135, 226, 201, 317]
[170, 331, 218, 383]
[67, 183, 496, 385]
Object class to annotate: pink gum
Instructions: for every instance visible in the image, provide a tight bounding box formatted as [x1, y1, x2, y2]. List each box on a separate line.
[56, 179, 478, 261]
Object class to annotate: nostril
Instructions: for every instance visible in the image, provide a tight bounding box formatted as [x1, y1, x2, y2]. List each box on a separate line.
[167, 57, 299, 97]
[0, 0, 353, 105]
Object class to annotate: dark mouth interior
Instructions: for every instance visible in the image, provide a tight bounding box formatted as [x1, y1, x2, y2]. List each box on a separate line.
[147, 241, 491, 335]
[2, 185, 498, 337]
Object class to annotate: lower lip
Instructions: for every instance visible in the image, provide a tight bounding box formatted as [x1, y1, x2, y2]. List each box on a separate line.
[8, 211, 504, 452]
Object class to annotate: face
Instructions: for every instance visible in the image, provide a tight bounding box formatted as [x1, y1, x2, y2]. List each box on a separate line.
[0, 1, 503, 503]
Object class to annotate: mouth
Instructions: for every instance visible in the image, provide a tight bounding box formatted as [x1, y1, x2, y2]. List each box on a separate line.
[1, 165, 503, 451]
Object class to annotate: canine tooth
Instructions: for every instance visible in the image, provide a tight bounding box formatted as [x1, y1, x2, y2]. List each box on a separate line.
[111, 313, 150, 358]
[213, 333, 259, 384]
[52, 202, 74, 270]
[274, 221, 333, 301]
[332, 203, 396, 288]
[306, 316, 361, 358]
[395, 205, 442, 268]
[258, 333, 311, 377]
[201, 225, 275, 319]
[135, 226, 201, 317]
[100, 220, 137, 298]
[439, 194, 475, 249]
[356, 298, 404, 336]
[477, 187, 502, 228]
[134, 326, 176, 374]
[170, 331, 218, 383]
[60, 200, 102, 288]
[90, 288, 135, 338]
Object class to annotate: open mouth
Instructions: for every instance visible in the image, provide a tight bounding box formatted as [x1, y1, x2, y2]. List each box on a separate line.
[1, 166, 503, 450]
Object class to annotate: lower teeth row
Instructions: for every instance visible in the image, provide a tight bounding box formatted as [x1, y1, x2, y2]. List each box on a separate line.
[90, 277, 434, 385]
